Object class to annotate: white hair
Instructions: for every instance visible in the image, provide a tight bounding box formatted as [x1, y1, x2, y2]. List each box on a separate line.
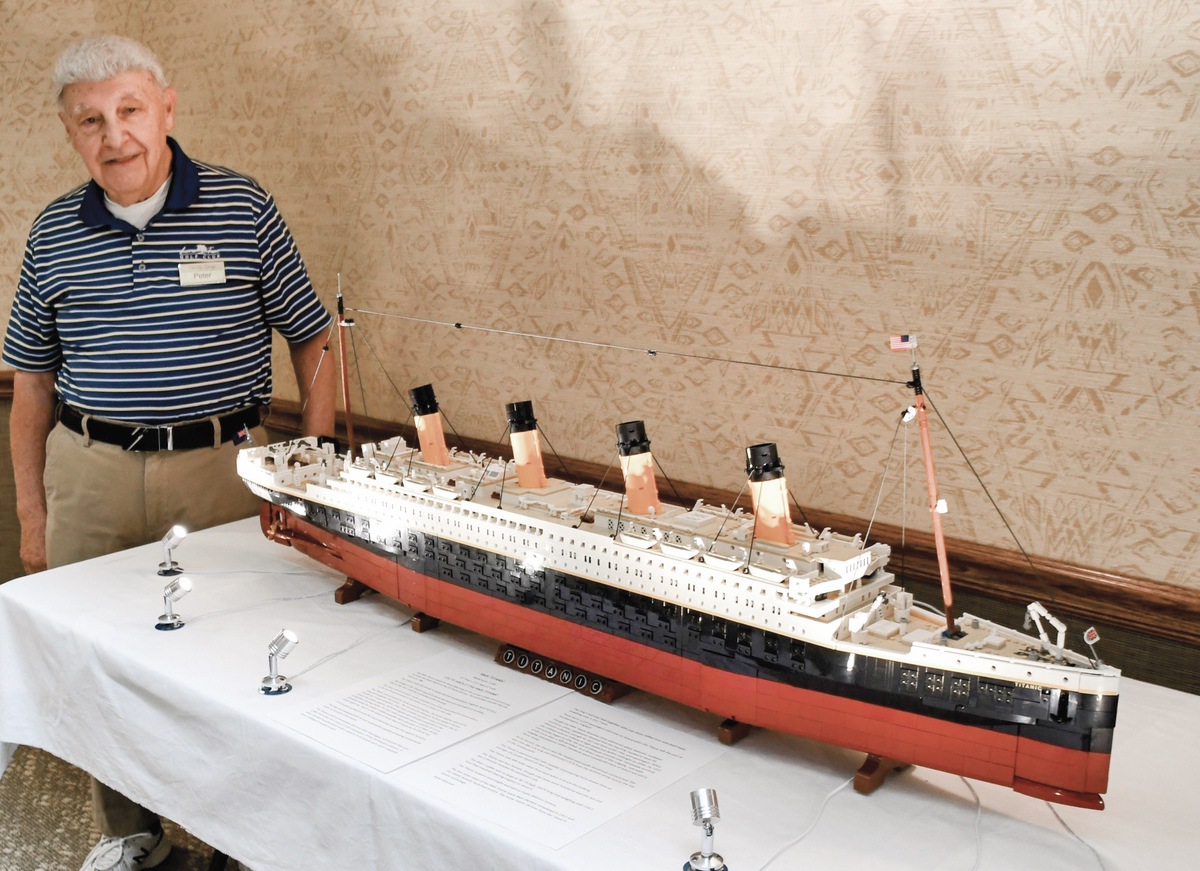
[53, 35, 168, 105]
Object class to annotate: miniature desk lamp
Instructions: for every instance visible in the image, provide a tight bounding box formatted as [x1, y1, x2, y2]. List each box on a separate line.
[154, 576, 193, 631]
[157, 525, 188, 575]
[260, 629, 299, 695]
[685, 788, 727, 871]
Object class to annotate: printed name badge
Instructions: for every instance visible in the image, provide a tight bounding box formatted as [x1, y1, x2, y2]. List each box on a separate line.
[178, 260, 227, 286]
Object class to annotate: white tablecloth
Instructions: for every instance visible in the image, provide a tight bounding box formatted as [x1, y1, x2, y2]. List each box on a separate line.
[0, 518, 1195, 870]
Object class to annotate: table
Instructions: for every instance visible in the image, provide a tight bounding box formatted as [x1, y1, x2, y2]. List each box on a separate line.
[1, 518, 1196, 870]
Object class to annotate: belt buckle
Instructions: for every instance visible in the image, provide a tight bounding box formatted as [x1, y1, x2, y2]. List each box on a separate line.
[126, 423, 172, 451]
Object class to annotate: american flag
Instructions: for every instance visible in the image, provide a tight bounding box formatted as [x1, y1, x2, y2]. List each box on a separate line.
[889, 334, 916, 350]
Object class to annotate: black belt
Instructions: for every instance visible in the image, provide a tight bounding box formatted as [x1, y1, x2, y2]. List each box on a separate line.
[56, 404, 264, 452]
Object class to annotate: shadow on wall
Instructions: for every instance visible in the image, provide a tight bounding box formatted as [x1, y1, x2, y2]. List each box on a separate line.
[336, 0, 789, 455]
[0, 401, 24, 582]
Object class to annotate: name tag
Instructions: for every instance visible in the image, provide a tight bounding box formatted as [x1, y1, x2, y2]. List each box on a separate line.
[178, 260, 227, 286]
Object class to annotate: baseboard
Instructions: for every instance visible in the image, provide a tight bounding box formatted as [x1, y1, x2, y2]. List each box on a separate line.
[264, 398, 1200, 649]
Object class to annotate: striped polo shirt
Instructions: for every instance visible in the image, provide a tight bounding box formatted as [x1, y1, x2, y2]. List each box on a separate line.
[2, 138, 331, 425]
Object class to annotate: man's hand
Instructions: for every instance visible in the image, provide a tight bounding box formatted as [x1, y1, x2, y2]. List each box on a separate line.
[19, 511, 47, 575]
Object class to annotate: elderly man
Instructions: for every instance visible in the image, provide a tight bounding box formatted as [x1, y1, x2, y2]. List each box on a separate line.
[3, 36, 335, 871]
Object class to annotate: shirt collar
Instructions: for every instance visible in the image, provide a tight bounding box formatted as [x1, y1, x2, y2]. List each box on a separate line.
[78, 137, 200, 233]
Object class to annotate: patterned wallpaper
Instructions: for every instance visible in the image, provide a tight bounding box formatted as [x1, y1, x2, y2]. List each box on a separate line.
[2, 1, 1198, 591]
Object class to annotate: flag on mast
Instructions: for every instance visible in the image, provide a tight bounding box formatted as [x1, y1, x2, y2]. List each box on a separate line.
[890, 334, 916, 351]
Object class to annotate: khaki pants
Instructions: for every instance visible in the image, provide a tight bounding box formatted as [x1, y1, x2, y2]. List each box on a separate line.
[43, 421, 266, 836]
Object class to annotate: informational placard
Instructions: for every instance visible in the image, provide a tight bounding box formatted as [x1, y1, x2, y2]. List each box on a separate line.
[272, 651, 571, 771]
[400, 696, 731, 849]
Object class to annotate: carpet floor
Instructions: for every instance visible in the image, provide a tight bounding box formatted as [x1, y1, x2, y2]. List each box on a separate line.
[0, 745, 219, 871]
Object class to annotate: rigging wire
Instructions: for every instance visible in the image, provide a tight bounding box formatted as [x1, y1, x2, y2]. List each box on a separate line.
[349, 327, 370, 421]
[494, 438, 511, 508]
[652, 454, 686, 506]
[864, 413, 906, 547]
[438, 410, 471, 459]
[534, 423, 574, 482]
[384, 408, 415, 471]
[338, 318, 414, 417]
[612, 480, 627, 540]
[744, 498, 761, 570]
[924, 392, 1038, 574]
[295, 319, 338, 432]
[574, 453, 619, 529]
[706, 478, 751, 554]
[469, 421, 513, 501]
[270, 319, 339, 439]
[786, 485, 812, 529]
[343, 307, 908, 388]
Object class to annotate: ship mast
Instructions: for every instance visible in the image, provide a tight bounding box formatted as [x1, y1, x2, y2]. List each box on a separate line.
[905, 357, 958, 637]
[335, 279, 356, 460]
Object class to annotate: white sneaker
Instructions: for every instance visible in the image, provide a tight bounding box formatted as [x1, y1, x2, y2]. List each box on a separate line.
[79, 829, 170, 871]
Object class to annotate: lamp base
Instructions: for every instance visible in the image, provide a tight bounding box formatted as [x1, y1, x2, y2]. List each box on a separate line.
[260, 676, 293, 695]
[685, 855, 727, 871]
[157, 562, 182, 576]
[155, 616, 184, 631]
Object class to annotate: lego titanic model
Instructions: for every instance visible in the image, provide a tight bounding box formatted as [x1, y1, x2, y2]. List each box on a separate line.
[237, 354, 1119, 810]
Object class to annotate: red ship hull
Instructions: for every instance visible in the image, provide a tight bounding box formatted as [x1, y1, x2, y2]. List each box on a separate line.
[262, 503, 1109, 809]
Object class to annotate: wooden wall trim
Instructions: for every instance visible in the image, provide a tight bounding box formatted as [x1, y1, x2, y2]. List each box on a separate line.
[4, 375, 1191, 644]
[267, 399, 1200, 648]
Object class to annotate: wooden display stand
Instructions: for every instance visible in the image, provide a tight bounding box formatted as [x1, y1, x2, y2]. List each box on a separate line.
[334, 577, 369, 604]
[854, 754, 910, 795]
[411, 612, 441, 633]
[717, 718, 751, 745]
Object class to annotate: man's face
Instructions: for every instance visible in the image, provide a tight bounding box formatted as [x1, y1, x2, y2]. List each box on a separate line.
[58, 70, 177, 207]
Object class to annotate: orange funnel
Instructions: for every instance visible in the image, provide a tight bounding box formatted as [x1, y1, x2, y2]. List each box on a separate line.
[507, 401, 548, 489]
[746, 443, 795, 546]
[617, 421, 662, 517]
[409, 384, 451, 467]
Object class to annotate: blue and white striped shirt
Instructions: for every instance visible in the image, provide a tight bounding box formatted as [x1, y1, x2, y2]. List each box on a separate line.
[3, 139, 331, 424]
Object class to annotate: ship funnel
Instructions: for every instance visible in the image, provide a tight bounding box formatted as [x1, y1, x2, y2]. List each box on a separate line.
[745, 443, 794, 545]
[618, 420, 662, 516]
[506, 400, 548, 489]
[409, 384, 450, 467]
